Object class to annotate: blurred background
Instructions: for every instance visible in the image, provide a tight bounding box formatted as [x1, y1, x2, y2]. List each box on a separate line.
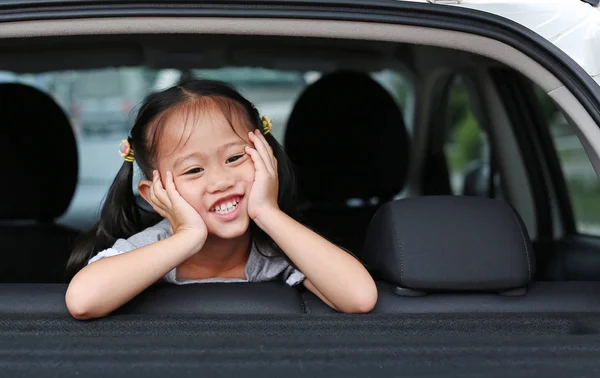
[1, 67, 596, 233]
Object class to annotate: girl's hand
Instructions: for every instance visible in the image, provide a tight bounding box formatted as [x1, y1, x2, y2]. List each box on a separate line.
[245, 129, 280, 221]
[148, 170, 207, 242]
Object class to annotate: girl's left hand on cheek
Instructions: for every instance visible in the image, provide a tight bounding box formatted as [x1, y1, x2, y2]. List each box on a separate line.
[245, 129, 279, 220]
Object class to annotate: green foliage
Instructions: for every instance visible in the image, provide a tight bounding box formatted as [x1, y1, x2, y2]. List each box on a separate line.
[451, 112, 483, 170]
[446, 82, 483, 171]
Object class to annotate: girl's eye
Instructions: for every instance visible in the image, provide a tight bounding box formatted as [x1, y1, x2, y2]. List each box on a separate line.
[184, 168, 203, 175]
[226, 154, 244, 164]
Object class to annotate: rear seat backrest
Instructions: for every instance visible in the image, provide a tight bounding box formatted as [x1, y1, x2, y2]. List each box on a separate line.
[0, 283, 305, 315]
[284, 71, 410, 254]
[302, 196, 600, 315]
[293, 195, 568, 315]
[0, 83, 79, 283]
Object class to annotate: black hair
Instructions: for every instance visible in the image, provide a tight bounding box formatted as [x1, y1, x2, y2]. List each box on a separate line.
[66, 79, 299, 278]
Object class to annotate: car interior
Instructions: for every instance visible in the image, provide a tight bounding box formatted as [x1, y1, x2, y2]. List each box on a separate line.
[2, 11, 600, 375]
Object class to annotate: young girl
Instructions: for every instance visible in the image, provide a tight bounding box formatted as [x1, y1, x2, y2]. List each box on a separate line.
[65, 79, 377, 319]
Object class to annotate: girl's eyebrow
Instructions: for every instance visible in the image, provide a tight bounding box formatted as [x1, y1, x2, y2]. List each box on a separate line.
[219, 141, 247, 151]
[174, 152, 202, 168]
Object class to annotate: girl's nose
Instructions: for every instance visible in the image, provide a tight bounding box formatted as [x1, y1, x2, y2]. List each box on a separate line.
[206, 169, 234, 193]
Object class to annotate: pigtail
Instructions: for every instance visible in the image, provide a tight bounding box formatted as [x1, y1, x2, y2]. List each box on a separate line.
[66, 87, 184, 279]
[99, 159, 142, 238]
[66, 159, 158, 278]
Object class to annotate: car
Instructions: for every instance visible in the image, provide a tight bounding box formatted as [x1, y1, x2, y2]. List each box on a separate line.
[69, 68, 149, 135]
[1, 0, 600, 377]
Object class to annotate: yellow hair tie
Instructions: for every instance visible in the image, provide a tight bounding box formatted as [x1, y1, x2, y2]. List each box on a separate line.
[261, 115, 272, 135]
[119, 140, 135, 163]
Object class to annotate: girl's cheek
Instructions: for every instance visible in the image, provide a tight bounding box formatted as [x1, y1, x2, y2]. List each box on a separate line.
[236, 159, 254, 180]
[174, 183, 192, 201]
[243, 162, 256, 182]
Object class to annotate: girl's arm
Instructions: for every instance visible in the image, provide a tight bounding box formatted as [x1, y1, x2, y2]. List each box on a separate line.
[254, 209, 377, 313]
[66, 170, 207, 320]
[65, 231, 204, 320]
[245, 130, 377, 313]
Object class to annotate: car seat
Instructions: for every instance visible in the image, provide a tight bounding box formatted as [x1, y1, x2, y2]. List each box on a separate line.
[0, 83, 79, 283]
[284, 71, 410, 254]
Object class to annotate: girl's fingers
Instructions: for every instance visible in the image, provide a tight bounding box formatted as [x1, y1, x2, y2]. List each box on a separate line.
[245, 145, 267, 174]
[149, 201, 168, 218]
[163, 171, 182, 205]
[256, 130, 277, 170]
[256, 129, 274, 155]
[148, 177, 160, 206]
[249, 131, 275, 175]
[148, 180, 168, 216]
[252, 130, 275, 164]
[151, 170, 172, 208]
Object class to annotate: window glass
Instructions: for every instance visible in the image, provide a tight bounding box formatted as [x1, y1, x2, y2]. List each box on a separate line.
[1, 67, 413, 230]
[371, 70, 415, 132]
[443, 76, 498, 197]
[536, 88, 600, 235]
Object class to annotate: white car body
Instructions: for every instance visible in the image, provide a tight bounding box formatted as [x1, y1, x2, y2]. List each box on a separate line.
[405, 0, 600, 87]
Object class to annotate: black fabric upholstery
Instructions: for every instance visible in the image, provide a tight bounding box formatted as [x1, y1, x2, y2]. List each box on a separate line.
[117, 283, 304, 315]
[0, 83, 79, 283]
[0, 311, 592, 336]
[5, 282, 600, 377]
[4, 284, 600, 378]
[4, 317, 600, 378]
[371, 281, 600, 313]
[293, 206, 381, 253]
[0, 225, 76, 283]
[304, 281, 600, 314]
[361, 196, 534, 292]
[0, 283, 305, 315]
[9, 281, 600, 317]
[285, 71, 409, 200]
[284, 71, 409, 253]
[0, 83, 77, 220]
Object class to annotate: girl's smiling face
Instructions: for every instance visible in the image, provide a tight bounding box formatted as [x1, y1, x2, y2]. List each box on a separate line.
[146, 101, 256, 240]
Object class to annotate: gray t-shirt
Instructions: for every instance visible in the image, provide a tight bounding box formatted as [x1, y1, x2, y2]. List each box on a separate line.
[88, 219, 305, 286]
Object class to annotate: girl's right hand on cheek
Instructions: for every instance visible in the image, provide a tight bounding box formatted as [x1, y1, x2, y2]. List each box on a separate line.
[149, 170, 207, 242]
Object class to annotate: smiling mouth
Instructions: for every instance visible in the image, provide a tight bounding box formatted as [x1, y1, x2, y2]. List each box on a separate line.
[210, 197, 241, 215]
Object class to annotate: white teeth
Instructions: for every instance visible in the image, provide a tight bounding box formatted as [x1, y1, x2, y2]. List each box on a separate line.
[212, 199, 240, 214]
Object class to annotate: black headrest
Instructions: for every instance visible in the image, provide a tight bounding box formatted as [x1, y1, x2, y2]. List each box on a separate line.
[362, 196, 534, 294]
[0, 83, 77, 221]
[284, 71, 409, 202]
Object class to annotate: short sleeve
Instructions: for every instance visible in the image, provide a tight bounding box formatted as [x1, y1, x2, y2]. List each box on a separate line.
[88, 247, 123, 265]
[283, 265, 305, 286]
[87, 219, 171, 265]
[245, 242, 306, 286]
